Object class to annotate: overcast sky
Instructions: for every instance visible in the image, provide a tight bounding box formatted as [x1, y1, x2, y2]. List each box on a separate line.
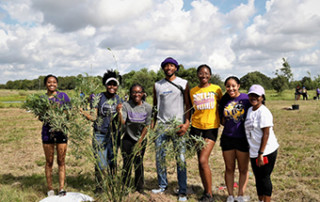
[0, 0, 319, 84]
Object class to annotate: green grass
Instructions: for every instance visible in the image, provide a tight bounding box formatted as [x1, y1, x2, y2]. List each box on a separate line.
[0, 90, 320, 201]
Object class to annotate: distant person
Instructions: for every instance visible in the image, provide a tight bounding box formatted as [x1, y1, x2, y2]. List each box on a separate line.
[316, 87, 320, 100]
[152, 57, 191, 202]
[81, 70, 122, 193]
[117, 83, 152, 194]
[190, 64, 222, 201]
[219, 76, 251, 202]
[244, 84, 279, 202]
[295, 85, 301, 100]
[42, 74, 70, 196]
[302, 86, 308, 100]
[80, 91, 85, 98]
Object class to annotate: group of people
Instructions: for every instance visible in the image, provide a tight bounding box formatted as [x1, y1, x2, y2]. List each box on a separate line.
[295, 85, 320, 100]
[295, 85, 308, 100]
[40, 57, 279, 202]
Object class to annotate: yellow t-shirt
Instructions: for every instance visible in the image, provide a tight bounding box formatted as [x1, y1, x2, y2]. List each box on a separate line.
[190, 84, 222, 129]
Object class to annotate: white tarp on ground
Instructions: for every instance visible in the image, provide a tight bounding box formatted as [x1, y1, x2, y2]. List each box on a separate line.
[40, 192, 94, 202]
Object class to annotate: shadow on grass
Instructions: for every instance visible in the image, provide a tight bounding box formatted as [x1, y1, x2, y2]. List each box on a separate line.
[143, 177, 225, 200]
[0, 172, 95, 194]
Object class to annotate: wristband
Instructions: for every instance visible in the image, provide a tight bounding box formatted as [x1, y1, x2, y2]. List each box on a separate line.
[258, 151, 263, 155]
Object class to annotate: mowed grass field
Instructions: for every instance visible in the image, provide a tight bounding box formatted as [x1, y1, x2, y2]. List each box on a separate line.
[0, 89, 320, 201]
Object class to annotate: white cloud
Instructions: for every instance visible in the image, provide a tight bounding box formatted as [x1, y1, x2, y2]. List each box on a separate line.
[2, 0, 43, 24]
[299, 50, 319, 66]
[0, 0, 319, 84]
[230, 0, 320, 79]
[226, 0, 255, 31]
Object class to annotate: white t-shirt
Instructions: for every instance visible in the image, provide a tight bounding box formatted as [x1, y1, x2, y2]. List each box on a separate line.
[245, 105, 279, 158]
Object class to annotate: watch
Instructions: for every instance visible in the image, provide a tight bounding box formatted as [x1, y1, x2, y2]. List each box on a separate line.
[258, 151, 263, 155]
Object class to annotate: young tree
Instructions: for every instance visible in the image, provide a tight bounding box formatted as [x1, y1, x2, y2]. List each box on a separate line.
[278, 58, 293, 82]
[273, 58, 293, 92]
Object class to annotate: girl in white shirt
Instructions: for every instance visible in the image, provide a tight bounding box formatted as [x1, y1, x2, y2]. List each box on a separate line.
[244, 84, 279, 202]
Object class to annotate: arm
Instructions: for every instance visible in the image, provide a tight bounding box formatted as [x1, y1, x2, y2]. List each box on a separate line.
[116, 103, 125, 125]
[257, 127, 270, 167]
[138, 126, 148, 144]
[177, 83, 191, 136]
[218, 94, 226, 126]
[151, 84, 157, 129]
[80, 108, 98, 121]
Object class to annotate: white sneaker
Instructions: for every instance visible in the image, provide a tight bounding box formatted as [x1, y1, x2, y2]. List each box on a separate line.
[235, 196, 244, 202]
[235, 196, 250, 202]
[47, 190, 54, 197]
[178, 194, 188, 201]
[151, 187, 166, 194]
[227, 195, 234, 202]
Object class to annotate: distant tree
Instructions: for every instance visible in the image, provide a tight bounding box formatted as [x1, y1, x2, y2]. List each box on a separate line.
[21, 79, 33, 90]
[122, 70, 136, 90]
[5, 80, 14, 89]
[314, 74, 320, 88]
[155, 68, 165, 82]
[290, 80, 302, 89]
[176, 66, 223, 89]
[122, 68, 156, 96]
[272, 75, 289, 93]
[240, 71, 272, 90]
[211, 74, 224, 89]
[300, 76, 315, 90]
[177, 67, 198, 88]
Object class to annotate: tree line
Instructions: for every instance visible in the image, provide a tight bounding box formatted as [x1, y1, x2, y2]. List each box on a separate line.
[1, 59, 319, 96]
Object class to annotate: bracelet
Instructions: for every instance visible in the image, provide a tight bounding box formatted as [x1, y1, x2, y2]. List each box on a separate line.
[258, 151, 263, 155]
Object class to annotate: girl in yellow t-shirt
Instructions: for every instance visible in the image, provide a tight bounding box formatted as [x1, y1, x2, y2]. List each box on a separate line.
[190, 64, 222, 201]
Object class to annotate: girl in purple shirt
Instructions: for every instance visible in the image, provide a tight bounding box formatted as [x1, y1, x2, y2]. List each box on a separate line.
[219, 76, 251, 202]
[42, 74, 70, 197]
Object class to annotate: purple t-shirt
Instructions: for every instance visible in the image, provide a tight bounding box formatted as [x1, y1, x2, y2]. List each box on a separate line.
[221, 93, 251, 138]
[41, 91, 70, 141]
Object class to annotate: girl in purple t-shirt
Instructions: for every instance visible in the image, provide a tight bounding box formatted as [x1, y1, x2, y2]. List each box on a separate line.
[219, 76, 251, 202]
[42, 74, 70, 197]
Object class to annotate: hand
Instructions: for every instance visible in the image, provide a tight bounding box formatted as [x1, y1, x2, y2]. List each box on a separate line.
[135, 141, 143, 156]
[116, 103, 123, 114]
[176, 123, 189, 136]
[257, 155, 265, 167]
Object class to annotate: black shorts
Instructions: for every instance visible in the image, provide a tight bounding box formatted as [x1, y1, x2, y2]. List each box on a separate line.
[220, 135, 249, 152]
[190, 126, 218, 142]
[42, 132, 68, 144]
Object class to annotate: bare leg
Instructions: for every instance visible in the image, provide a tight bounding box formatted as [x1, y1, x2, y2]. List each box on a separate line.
[57, 143, 67, 190]
[198, 139, 215, 196]
[264, 196, 271, 202]
[222, 150, 236, 196]
[236, 150, 249, 196]
[43, 144, 55, 191]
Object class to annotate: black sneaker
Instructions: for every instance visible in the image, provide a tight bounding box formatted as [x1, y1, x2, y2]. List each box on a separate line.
[58, 189, 66, 196]
[199, 193, 214, 202]
[94, 187, 103, 194]
[137, 189, 146, 195]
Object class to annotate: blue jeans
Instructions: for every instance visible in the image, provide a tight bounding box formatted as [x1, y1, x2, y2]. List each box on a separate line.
[93, 132, 115, 172]
[155, 131, 187, 194]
